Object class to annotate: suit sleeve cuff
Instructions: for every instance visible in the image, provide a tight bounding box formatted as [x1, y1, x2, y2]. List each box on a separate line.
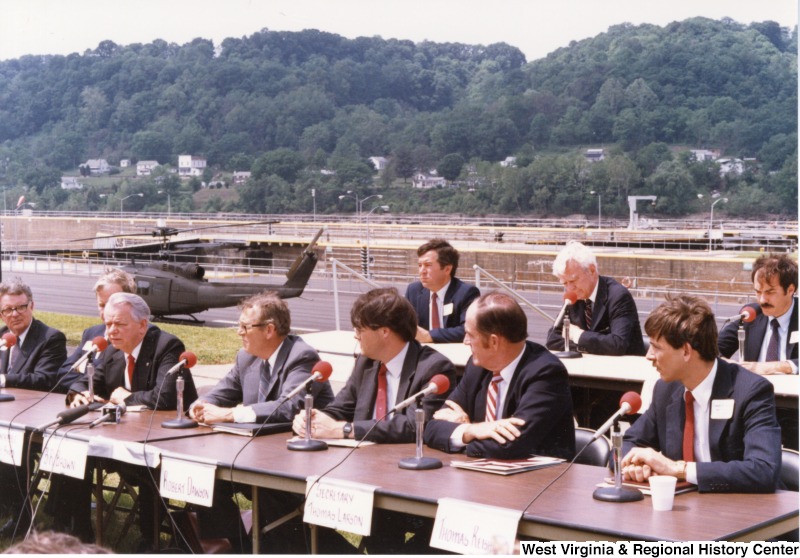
[449, 424, 468, 450]
[686, 462, 698, 485]
[234, 405, 257, 423]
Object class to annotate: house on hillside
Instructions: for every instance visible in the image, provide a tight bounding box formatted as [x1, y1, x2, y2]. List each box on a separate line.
[60, 176, 83, 190]
[690, 149, 721, 162]
[83, 159, 110, 175]
[584, 149, 605, 162]
[137, 160, 160, 176]
[716, 157, 745, 176]
[412, 172, 446, 189]
[120, 159, 131, 168]
[499, 156, 517, 168]
[232, 171, 251, 185]
[369, 156, 389, 172]
[178, 154, 207, 177]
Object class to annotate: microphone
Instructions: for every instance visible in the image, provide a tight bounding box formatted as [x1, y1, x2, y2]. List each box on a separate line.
[281, 361, 333, 401]
[391, 374, 451, 413]
[592, 391, 642, 441]
[0, 332, 16, 349]
[69, 336, 109, 372]
[553, 292, 578, 326]
[35, 404, 91, 431]
[89, 402, 127, 428]
[165, 351, 198, 375]
[723, 306, 757, 324]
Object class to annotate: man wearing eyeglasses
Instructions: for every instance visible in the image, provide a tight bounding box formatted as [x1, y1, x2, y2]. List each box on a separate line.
[0, 280, 67, 392]
[0, 280, 67, 539]
[188, 292, 334, 552]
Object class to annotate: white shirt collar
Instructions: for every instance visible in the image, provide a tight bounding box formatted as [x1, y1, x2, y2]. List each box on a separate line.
[434, 280, 451, 301]
[384, 342, 410, 378]
[687, 359, 718, 410]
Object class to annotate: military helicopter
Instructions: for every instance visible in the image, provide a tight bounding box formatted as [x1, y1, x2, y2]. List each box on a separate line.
[74, 223, 323, 321]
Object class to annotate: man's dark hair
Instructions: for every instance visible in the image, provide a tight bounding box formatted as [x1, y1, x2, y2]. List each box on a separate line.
[417, 238, 459, 278]
[351, 287, 417, 343]
[644, 294, 718, 362]
[752, 253, 798, 293]
[472, 291, 528, 344]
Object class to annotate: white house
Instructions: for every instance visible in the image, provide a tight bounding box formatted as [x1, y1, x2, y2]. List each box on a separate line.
[137, 160, 160, 176]
[83, 159, 110, 175]
[412, 172, 446, 189]
[60, 176, 83, 190]
[178, 154, 207, 177]
[232, 171, 251, 185]
[499, 156, 517, 168]
[690, 149, 720, 162]
[120, 159, 131, 168]
[369, 156, 389, 172]
[716, 157, 745, 176]
[584, 149, 605, 162]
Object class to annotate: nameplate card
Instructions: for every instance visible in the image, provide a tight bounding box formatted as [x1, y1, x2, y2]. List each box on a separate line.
[0, 428, 25, 466]
[40, 434, 88, 479]
[431, 497, 521, 554]
[303, 476, 377, 536]
[159, 456, 215, 507]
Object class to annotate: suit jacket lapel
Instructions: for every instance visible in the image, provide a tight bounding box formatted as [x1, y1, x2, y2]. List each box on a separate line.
[787, 300, 798, 358]
[418, 287, 431, 327]
[269, 337, 294, 394]
[747, 314, 768, 361]
[591, 278, 609, 332]
[106, 350, 126, 390]
[132, 327, 157, 391]
[665, 387, 685, 459]
[396, 342, 420, 404]
[11, 320, 42, 375]
[708, 361, 734, 461]
[476, 370, 493, 422]
[442, 280, 458, 327]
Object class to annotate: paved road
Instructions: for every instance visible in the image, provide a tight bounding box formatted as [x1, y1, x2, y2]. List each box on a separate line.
[11, 268, 745, 340]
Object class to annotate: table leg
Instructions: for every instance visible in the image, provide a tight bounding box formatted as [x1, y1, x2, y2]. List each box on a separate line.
[252, 487, 259, 554]
[94, 464, 104, 545]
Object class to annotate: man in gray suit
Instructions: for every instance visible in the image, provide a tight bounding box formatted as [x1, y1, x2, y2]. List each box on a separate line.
[189, 292, 334, 552]
[190, 292, 334, 424]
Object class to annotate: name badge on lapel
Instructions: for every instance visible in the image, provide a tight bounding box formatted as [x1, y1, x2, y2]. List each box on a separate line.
[790, 331, 798, 344]
[443, 303, 454, 317]
[711, 399, 734, 420]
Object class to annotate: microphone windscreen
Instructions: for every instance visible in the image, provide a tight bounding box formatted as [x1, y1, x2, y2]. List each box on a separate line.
[564, 292, 578, 304]
[2, 332, 16, 347]
[92, 336, 108, 351]
[430, 374, 451, 395]
[741, 306, 757, 323]
[180, 351, 198, 368]
[312, 360, 333, 381]
[620, 391, 642, 415]
[57, 404, 91, 422]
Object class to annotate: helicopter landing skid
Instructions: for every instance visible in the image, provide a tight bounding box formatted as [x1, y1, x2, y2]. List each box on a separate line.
[152, 315, 205, 325]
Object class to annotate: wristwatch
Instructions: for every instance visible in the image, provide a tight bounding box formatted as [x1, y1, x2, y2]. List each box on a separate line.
[342, 422, 353, 439]
[675, 460, 687, 481]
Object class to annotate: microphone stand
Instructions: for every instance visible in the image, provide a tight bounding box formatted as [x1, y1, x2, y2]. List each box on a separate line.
[0, 373, 13, 402]
[85, 357, 104, 410]
[737, 321, 746, 363]
[592, 419, 643, 503]
[162, 373, 198, 429]
[554, 317, 581, 359]
[288, 385, 328, 451]
[399, 396, 441, 470]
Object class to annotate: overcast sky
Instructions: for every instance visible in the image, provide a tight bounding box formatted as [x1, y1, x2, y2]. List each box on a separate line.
[1, 0, 797, 63]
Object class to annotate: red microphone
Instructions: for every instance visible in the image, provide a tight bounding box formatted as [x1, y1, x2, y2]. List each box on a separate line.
[166, 351, 197, 375]
[282, 361, 333, 401]
[0, 332, 16, 349]
[392, 374, 451, 413]
[92, 336, 108, 352]
[554, 292, 579, 326]
[593, 391, 642, 440]
[69, 336, 109, 372]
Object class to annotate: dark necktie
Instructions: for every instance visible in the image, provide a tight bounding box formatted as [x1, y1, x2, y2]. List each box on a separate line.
[766, 319, 781, 362]
[7, 346, 19, 373]
[375, 364, 388, 418]
[126, 354, 135, 387]
[584, 300, 593, 329]
[683, 390, 695, 462]
[258, 360, 271, 403]
[431, 292, 441, 329]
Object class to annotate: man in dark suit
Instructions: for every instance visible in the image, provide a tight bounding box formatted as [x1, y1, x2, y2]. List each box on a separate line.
[0, 280, 67, 539]
[718, 253, 798, 375]
[425, 291, 575, 460]
[405, 238, 480, 343]
[66, 292, 196, 550]
[545, 241, 645, 356]
[293, 287, 456, 553]
[56, 269, 137, 394]
[622, 294, 781, 493]
[190, 292, 334, 425]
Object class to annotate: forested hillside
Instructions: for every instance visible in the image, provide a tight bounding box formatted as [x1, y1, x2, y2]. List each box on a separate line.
[0, 17, 795, 217]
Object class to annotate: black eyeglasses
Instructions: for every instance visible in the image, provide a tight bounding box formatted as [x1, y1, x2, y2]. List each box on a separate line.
[0, 303, 30, 317]
[237, 322, 268, 333]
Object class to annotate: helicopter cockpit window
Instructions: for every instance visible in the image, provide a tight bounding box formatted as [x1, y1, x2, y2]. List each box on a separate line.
[137, 281, 151, 296]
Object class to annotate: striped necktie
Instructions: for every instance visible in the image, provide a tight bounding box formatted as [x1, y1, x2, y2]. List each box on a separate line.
[584, 300, 593, 329]
[766, 319, 781, 362]
[258, 360, 271, 402]
[486, 375, 502, 422]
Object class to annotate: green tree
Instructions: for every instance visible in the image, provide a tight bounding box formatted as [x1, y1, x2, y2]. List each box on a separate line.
[252, 148, 305, 183]
[437, 153, 465, 182]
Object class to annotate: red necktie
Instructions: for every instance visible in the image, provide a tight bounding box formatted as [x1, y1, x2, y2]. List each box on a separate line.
[375, 364, 388, 418]
[683, 390, 695, 462]
[485, 375, 502, 422]
[431, 292, 441, 329]
[127, 354, 136, 387]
